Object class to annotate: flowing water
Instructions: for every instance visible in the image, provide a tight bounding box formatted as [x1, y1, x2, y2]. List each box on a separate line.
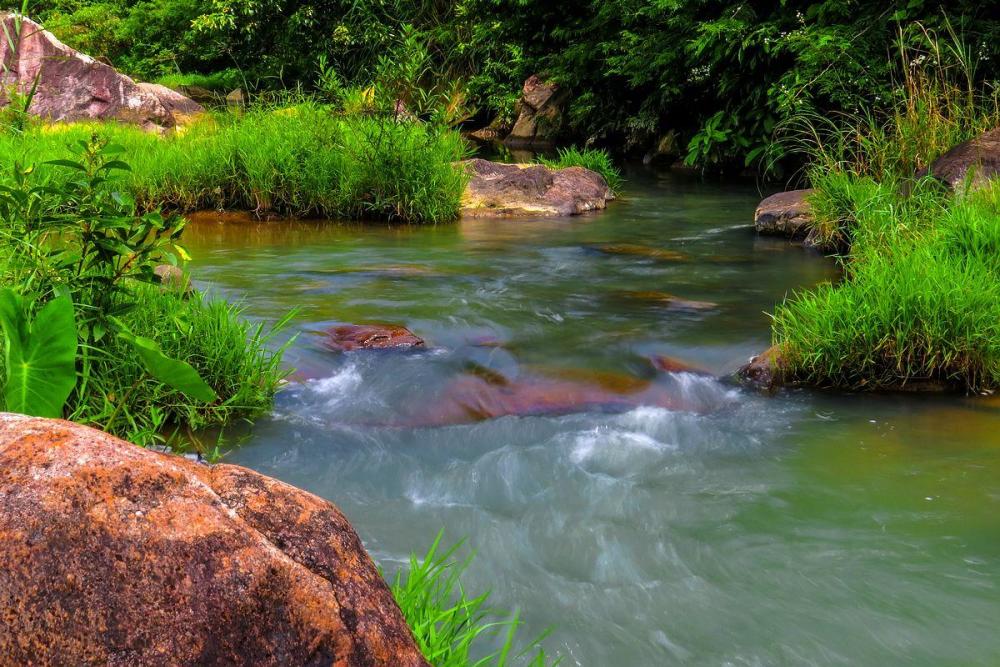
[183, 169, 1000, 666]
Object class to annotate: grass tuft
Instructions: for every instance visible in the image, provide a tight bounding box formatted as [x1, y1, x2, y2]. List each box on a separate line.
[392, 532, 557, 667]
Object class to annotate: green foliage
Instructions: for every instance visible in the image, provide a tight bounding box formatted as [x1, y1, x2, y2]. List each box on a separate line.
[0, 290, 77, 418]
[0, 106, 469, 223]
[774, 175, 1000, 392]
[539, 147, 622, 194]
[0, 141, 289, 444]
[392, 532, 557, 667]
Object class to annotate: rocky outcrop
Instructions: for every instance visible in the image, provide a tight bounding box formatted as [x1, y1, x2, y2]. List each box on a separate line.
[504, 75, 565, 147]
[0, 14, 200, 130]
[753, 189, 815, 239]
[461, 158, 613, 217]
[920, 127, 1000, 192]
[324, 324, 426, 352]
[0, 413, 428, 665]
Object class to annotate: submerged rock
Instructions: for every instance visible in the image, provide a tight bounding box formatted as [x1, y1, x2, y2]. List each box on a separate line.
[461, 158, 613, 217]
[415, 368, 702, 425]
[650, 355, 713, 376]
[0, 413, 428, 665]
[753, 189, 815, 239]
[0, 14, 199, 130]
[588, 244, 688, 262]
[505, 75, 565, 147]
[920, 127, 1000, 192]
[617, 290, 717, 311]
[324, 324, 425, 352]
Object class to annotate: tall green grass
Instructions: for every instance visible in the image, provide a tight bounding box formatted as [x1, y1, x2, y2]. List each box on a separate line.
[769, 26, 1000, 392]
[392, 533, 557, 667]
[773, 178, 1000, 392]
[0, 104, 469, 223]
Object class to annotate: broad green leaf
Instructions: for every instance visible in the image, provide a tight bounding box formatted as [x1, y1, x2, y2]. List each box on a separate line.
[0, 290, 78, 418]
[120, 332, 217, 402]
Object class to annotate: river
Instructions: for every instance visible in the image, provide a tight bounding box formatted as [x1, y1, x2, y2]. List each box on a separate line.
[182, 168, 1000, 666]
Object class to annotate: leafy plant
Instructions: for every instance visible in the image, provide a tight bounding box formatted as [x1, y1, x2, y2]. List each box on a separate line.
[0, 289, 77, 418]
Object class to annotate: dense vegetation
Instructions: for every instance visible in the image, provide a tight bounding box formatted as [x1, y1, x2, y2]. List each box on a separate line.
[31, 0, 1000, 171]
[0, 137, 289, 446]
[0, 107, 468, 222]
[770, 44, 1000, 391]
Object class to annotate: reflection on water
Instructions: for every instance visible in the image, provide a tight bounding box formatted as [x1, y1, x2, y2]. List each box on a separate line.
[182, 169, 1000, 666]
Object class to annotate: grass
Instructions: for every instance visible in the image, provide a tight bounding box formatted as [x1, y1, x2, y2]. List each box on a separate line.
[0, 103, 470, 223]
[773, 177, 1000, 392]
[539, 147, 622, 194]
[766, 26, 1000, 393]
[392, 533, 557, 667]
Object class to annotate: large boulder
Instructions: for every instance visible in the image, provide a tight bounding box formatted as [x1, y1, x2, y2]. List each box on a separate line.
[0, 14, 199, 130]
[753, 189, 815, 239]
[0, 413, 428, 666]
[504, 75, 566, 147]
[461, 158, 613, 217]
[920, 127, 1000, 191]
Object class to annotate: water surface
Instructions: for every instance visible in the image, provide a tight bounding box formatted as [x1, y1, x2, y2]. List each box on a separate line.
[183, 170, 1000, 666]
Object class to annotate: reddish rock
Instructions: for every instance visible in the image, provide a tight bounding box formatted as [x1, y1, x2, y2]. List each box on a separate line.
[754, 190, 815, 239]
[415, 369, 697, 426]
[0, 413, 428, 666]
[650, 355, 712, 376]
[920, 127, 1000, 192]
[0, 14, 198, 130]
[505, 75, 565, 146]
[461, 158, 613, 217]
[324, 324, 425, 352]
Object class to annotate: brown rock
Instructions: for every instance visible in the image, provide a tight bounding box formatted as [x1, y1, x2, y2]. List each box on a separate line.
[324, 324, 425, 352]
[737, 345, 789, 391]
[754, 189, 815, 239]
[461, 158, 613, 217]
[590, 245, 688, 262]
[504, 75, 566, 147]
[920, 127, 1000, 192]
[0, 14, 197, 130]
[154, 263, 191, 293]
[226, 88, 246, 109]
[0, 413, 428, 666]
[617, 290, 716, 311]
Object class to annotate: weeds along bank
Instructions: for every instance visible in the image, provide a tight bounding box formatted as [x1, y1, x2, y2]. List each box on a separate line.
[0, 137, 289, 448]
[0, 105, 469, 223]
[765, 46, 1000, 392]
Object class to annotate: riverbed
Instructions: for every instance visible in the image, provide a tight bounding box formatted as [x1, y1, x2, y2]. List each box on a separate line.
[182, 169, 1000, 666]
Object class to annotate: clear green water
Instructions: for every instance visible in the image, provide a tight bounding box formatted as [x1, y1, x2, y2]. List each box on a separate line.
[183, 170, 1000, 666]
